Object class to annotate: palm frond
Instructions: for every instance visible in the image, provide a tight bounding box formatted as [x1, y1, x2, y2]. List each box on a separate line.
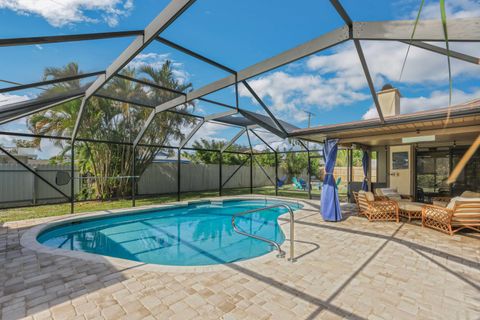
[440, 0, 452, 107]
[399, 0, 425, 81]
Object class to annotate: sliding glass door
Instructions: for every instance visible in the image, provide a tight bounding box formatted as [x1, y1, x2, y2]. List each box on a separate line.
[416, 147, 479, 202]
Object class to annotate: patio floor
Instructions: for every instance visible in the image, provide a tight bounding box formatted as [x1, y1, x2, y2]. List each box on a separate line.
[1, 199, 479, 320]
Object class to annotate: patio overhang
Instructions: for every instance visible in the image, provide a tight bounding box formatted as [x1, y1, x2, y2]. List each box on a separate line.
[290, 99, 480, 147]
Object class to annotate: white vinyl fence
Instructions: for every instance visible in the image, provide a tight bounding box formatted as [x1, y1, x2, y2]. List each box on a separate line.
[137, 162, 286, 195]
[0, 164, 79, 208]
[0, 162, 284, 208]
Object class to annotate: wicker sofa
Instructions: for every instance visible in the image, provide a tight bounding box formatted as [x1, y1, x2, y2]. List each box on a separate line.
[354, 190, 399, 222]
[422, 191, 480, 235]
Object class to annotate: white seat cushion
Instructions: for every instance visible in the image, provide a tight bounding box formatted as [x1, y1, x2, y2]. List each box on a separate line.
[446, 197, 480, 210]
[377, 188, 397, 197]
[359, 190, 375, 202]
[460, 191, 480, 198]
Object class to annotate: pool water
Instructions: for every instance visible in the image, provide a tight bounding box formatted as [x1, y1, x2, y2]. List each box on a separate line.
[37, 199, 302, 266]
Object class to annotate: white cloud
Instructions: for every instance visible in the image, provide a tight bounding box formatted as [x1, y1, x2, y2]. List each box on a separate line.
[127, 53, 191, 84]
[0, 92, 30, 106]
[307, 41, 480, 87]
[240, 38, 479, 125]
[416, 0, 480, 19]
[239, 71, 370, 123]
[0, 135, 14, 147]
[237, 0, 480, 124]
[0, 0, 133, 27]
[362, 88, 480, 119]
[192, 122, 228, 143]
[127, 53, 170, 69]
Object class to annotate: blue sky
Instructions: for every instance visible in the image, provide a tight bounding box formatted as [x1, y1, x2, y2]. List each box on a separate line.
[0, 0, 479, 157]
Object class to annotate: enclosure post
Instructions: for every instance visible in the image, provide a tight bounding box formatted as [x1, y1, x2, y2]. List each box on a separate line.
[132, 146, 136, 207]
[274, 152, 278, 196]
[70, 142, 75, 214]
[348, 148, 353, 203]
[250, 154, 253, 194]
[219, 151, 222, 197]
[307, 150, 312, 200]
[177, 148, 181, 201]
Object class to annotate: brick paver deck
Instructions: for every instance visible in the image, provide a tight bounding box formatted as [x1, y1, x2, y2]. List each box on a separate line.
[1, 199, 479, 319]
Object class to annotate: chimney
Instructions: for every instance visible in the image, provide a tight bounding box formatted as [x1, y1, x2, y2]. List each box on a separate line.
[377, 84, 401, 117]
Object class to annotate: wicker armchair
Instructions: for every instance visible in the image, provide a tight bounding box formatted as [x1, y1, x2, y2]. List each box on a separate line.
[422, 201, 480, 235]
[354, 191, 399, 222]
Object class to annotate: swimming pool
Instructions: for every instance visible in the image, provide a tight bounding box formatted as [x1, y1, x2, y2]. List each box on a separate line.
[37, 199, 302, 266]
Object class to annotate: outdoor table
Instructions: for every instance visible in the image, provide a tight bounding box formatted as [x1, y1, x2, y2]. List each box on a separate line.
[398, 201, 425, 222]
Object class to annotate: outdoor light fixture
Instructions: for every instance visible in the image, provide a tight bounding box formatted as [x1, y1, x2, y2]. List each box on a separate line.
[402, 135, 436, 144]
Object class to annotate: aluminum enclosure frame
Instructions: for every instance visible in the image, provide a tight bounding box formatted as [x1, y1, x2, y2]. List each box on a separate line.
[1, 0, 478, 212]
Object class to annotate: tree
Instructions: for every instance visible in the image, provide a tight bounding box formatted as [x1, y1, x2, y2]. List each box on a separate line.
[27, 61, 196, 199]
[183, 138, 249, 165]
[281, 152, 308, 176]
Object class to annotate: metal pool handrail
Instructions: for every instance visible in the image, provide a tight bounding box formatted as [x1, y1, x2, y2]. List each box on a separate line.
[231, 204, 295, 262]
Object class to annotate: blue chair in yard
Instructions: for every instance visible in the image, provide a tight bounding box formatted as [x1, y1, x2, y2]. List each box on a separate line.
[335, 177, 342, 188]
[277, 175, 287, 188]
[292, 177, 307, 190]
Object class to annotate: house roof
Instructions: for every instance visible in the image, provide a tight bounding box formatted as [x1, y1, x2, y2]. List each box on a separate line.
[290, 99, 480, 146]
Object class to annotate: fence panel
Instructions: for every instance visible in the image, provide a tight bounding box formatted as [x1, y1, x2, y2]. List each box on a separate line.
[0, 164, 79, 208]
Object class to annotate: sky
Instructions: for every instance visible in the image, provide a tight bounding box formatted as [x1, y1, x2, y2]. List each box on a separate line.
[0, 0, 479, 158]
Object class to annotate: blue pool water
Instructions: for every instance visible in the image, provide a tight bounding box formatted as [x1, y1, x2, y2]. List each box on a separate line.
[38, 199, 301, 266]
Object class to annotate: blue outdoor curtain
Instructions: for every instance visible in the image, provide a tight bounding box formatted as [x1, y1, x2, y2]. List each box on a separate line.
[320, 139, 342, 221]
[361, 151, 369, 191]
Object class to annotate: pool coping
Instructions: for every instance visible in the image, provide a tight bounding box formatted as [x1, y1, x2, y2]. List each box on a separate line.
[20, 195, 318, 274]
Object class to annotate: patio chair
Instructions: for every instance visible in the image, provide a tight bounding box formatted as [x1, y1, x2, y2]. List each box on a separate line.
[355, 190, 399, 222]
[422, 196, 480, 235]
[292, 177, 306, 190]
[276, 175, 287, 188]
[299, 178, 307, 190]
[335, 177, 342, 188]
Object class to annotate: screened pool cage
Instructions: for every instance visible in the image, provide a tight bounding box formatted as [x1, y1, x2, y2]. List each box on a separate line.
[0, 0, 478, 212]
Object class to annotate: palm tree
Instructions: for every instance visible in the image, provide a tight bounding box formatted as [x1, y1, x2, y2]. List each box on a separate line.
[27, 63, 83, 147]
[27, 61, 197, 199]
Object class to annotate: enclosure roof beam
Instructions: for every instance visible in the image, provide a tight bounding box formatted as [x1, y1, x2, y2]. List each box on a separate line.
[245, 129, 253, 154]
[156, 37, 236, 74]
[84, 0, 196, 100]
[94, 93, 203, 119]
[71, 97, 87, 142]
[204, 109, 237, 121]
[0, 30, 144, 47]
[73, 0, 196, 143]
[0, 94, 83, 125]
[239, 110, 287, 138]
[222, 128, 246, 153]
[0, 71, 104, 94]
[154, 26, 350, 114]
[242, 80, 287, 135]
[400, 41, 479, 65]
[115, 74, 236, 109]
[329, 0, 352, 27]
[296, 138, 310, 152]
[133, 111, 156, 148]
[353, 40, 385, 123]
[116, 73, 188, 95]
[353, 18, 480, 42]
[178, 119, 204, 149]
[249, 129, 275, 152]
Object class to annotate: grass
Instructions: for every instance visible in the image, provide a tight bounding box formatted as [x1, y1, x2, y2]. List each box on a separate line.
[0, 185, 334, 223]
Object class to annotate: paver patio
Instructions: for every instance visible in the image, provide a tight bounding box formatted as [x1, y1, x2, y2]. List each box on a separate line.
[0, 199, 479, 320]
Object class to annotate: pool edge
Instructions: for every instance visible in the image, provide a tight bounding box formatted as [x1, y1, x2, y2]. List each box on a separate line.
[20, 195, 317, 274]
